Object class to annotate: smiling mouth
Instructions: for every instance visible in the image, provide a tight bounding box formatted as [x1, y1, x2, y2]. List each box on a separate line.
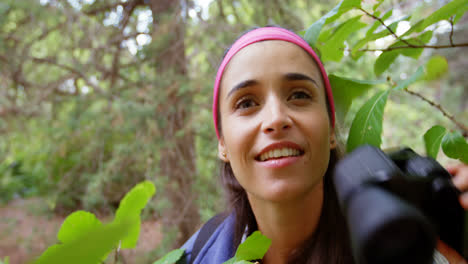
[256, 148, 304, 162]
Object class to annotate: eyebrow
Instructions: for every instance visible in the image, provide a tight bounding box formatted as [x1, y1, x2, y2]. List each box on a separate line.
[227, 79, 259, 98]
[226, 72, 319, 99]
[284, 72, 319, 87]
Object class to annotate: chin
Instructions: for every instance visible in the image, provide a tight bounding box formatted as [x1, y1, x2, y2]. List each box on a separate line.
[256, 179, 323, 204]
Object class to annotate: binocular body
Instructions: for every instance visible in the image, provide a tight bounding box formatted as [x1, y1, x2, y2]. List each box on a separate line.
[333, 145, 465, 264]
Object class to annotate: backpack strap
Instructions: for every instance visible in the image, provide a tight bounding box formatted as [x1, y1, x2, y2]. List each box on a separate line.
[189, 213, 228, 264]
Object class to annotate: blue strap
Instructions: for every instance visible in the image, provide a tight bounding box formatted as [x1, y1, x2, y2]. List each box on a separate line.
[189, 213, 228, 264]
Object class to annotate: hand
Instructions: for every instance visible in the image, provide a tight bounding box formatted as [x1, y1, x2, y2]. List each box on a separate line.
[437, 239, 467, 264]
[436, 163, 468, 263]
[447, 163, 468, 210]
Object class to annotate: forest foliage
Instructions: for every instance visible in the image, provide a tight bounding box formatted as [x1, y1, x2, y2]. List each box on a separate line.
[0, 0, 467, 262]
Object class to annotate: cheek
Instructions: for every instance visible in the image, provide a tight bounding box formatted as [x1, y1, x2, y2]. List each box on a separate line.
[304, 108, 331, 132]
[304, 113, 333, 152]
[222, 118, 260, 180]
[222, 116, 251, 155]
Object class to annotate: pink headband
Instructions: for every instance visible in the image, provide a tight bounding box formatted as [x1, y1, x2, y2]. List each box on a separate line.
[213, 27, 335, 139]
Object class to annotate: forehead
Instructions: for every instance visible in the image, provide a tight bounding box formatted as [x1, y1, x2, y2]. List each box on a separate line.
[220, 40, 322, 90]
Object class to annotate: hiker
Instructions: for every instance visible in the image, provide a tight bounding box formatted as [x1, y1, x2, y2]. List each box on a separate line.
[181, 26, 468, 264]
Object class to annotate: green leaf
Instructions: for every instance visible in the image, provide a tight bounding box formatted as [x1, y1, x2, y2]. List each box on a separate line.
[352, 22, 399, 59]
[305, 5, 340, 46]
[152, 249, 185, 264]
[374, 50, 399, 76]
[372, 0, 384, 11]
[424, 125, 447, 159]
[223, 259, 235, 264]
[354, 15, 407, 57]
[35, 220, 131, 264]
[329, 75, 384, 121]
[364, 10, 381, 36]
[454, 6, 468, 24]
[342, 0, 361, 7]
[35, 181, 156, 263]
[441, 131, 468, 164]
[114, 180, 156, 249]
[317, 26, 334, 43]
[235, 231, 271, 261]
[304, 0, 361, 46]
[57, 211, 102, 243]
[0, 256, 9, 264]
[365, 10, 392, 37]
[224, 261, 252, 264]
[340, 0, 362, 11]
[319, 16, 367, 61]
[399, 31, 433, 59]
[424, 55, 448, 81]
[393, 66, 424, 91]
[404, 0, 468, 36]
[222, 231, 272, 264]
[374, 31, 432, 76]
[346, 90, 390, 152]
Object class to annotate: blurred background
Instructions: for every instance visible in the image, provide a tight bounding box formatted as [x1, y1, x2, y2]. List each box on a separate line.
[0, 0, 466, 263]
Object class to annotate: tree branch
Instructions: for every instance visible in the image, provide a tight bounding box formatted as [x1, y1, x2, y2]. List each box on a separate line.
[449, 16, 455, 46]
[6, 16, 31, 41]
[24, 22, 64, 49]
[230, 0, 241, 23]
[359, 7, 417, 48]
[358, 42, 468, 52]
[83, 1, 134, 15]
[357, 8, 468, 52]
[403, 88, 468, 136]
[217, 0, 226, 22]
[34, 74, 76, 103]
[32, 57, 106, 95]
[0, 54, 8, 63]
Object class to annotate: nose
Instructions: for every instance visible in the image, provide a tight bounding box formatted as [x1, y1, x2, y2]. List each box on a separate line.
[261, 96, 292, 135]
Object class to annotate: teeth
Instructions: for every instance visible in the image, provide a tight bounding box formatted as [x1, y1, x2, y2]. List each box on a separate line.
[281, 149, 287, 157]
[274, 149, 280, 157]
[259, 148, 301, 161]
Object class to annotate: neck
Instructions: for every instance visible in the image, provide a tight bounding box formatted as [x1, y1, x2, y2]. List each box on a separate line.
[247, 181, 324, 264]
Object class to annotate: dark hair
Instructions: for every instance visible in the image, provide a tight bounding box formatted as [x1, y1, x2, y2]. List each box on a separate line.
[217, 26, 354, 263]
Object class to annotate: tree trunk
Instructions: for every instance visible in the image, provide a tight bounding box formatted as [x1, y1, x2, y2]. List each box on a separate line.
[149, 0, 201, 246]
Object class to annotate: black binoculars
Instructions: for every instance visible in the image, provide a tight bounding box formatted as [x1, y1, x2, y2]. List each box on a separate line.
[334, 145, 465, 264]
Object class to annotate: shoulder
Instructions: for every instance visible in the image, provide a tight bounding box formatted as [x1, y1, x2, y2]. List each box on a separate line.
[181, 213, 236, 264]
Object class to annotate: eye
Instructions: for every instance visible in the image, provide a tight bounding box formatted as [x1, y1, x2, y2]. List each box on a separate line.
[288, 90, 311, 100]
[235, 97, 258, 110]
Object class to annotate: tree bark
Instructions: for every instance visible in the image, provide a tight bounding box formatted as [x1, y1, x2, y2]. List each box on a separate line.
[149, 0, 201, 246]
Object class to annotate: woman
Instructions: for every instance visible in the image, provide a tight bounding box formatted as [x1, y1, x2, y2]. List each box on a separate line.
[182, 26, 468, 264]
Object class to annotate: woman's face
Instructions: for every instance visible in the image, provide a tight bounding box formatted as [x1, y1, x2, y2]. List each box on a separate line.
[218, 40, 336, 203]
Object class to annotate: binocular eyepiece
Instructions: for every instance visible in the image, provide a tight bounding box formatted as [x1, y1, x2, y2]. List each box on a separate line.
[333, 145, 465, 264]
